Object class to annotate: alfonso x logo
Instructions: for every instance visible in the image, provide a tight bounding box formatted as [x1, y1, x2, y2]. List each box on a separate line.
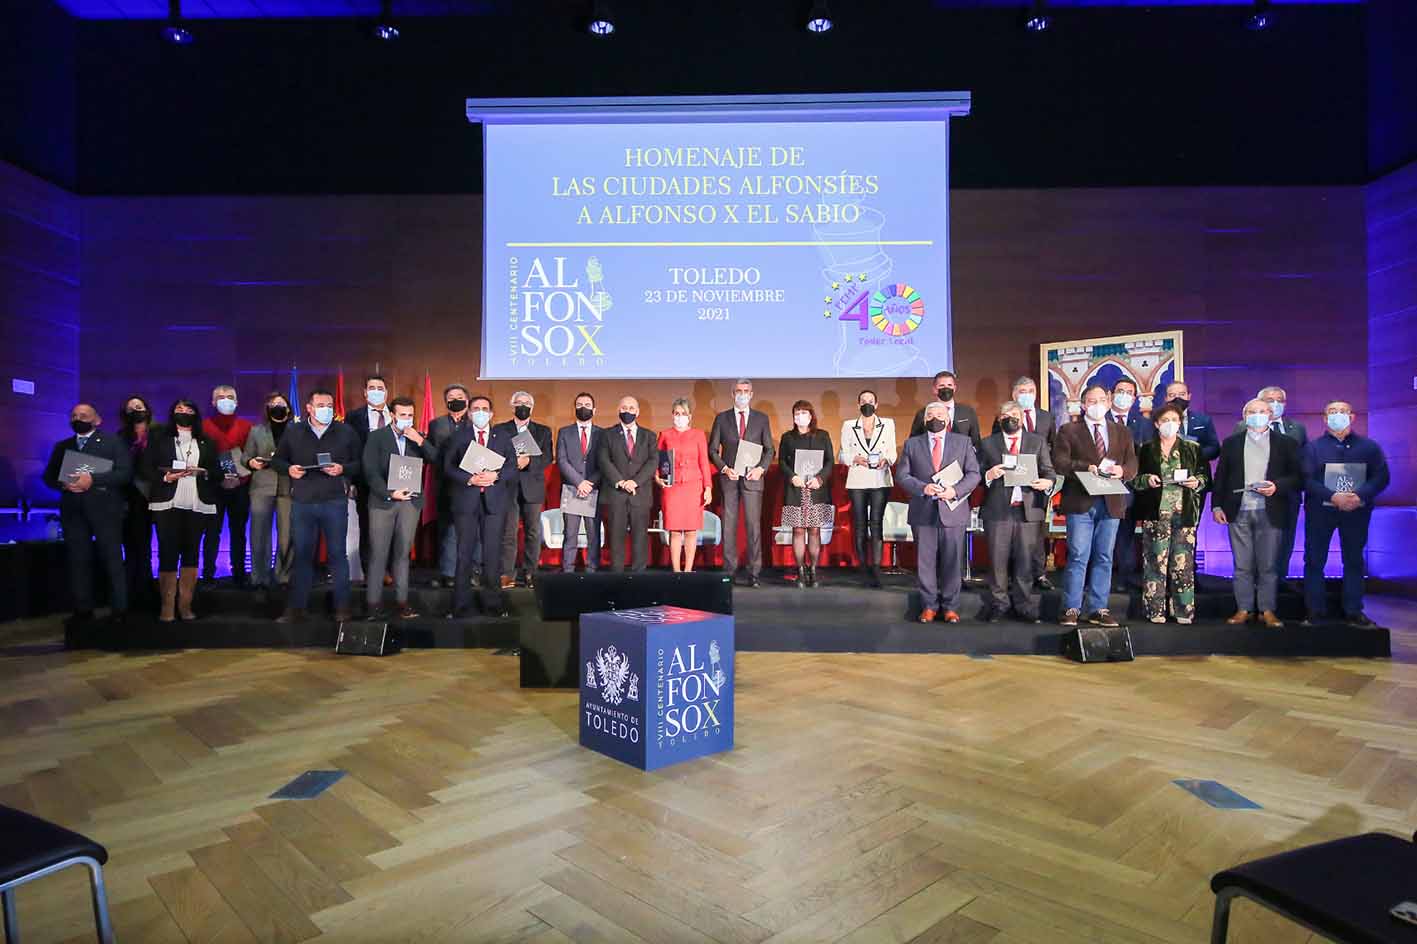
[516, 256, 611, 358]
[658, 640, 727, 745]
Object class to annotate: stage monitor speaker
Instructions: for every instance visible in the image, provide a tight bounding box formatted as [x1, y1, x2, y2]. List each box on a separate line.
[335, 622, 401, 656]
[533, 571, 733, 622]
[1063, 626, 1134, 663]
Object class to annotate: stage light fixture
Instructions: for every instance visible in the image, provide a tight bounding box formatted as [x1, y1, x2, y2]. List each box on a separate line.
[1024, 0, 1050, 33]
[373, 0, 399, 40]
[805, 1, 833, 33]
[1245, 0, 1272, 31]
[163, 0, 193, 44]
[587, 0, 615, 36]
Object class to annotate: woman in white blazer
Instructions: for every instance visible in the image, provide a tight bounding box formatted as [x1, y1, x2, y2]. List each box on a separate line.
[839, 389, 898, 587]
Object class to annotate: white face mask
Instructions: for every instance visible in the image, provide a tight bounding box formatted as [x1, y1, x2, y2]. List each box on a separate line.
[470, 410, 491, 429]
[672, 415, 690, 431]
[1015, 391, 1036, 411]
[1158, 420, 1181, 439]
[1112, 393, 1134, 412]
[794, 412, 811, 428]
[1265, 399, 1285, 418]
[733, 392, 751, 409]
[215, 397, 237, 416]
[1084, 403, 1108, 422]
[395, 416, 413, 431]
[367, 388, 386, 407]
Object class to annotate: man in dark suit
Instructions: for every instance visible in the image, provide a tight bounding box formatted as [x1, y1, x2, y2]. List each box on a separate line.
[556, 392, 604, 572]
[597, 395, 657, 572]
[362, 396, 438, 620]
[990, 376, 1059, 590]
[1163, 381, 1220, 463]
[707, 378, 775, 587]
[493, 390, 554, 589]
[1052, 384, 1138, 628]
[896, 400, 982, 624]
[442, 395, 518, 617]
[1213, 398, 1302, 627]
[1107, 377, 1152, 591]
[428, 383, 472, 588]
[979, 400, 1056, 623]
[43, 402, 133, 626]
[1234, 385, 1308, 584]
[344, 374, 393, 582]
[910, 369, 982, 449]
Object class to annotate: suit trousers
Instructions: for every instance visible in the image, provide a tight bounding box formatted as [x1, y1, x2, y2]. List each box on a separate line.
[63, 498, 128, 613]
[984, 507, 1040, 615]
[561, 512, 602, 571]
[914, 522, 965, 612]
[721, 477, 765, 576]
[501, 491, 543, 577]
[202, 482, 250, 579]
[1228, 507, 1280, 613]
[605, 492, 651, 572]
[249, 492, 292, 587]
[122, 497, 154, 605]
[367, 501, 420, 607]
[454, 495, 507, 612]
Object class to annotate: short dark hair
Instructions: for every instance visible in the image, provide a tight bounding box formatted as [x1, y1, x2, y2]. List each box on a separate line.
[1152, 404, 1184, 425]
[933, 370, 957, 384]
[167, 398, 203, 433]
[469, 394, 492, 410]
[1081, 383, 1109, 401]
[308, 388, 334, 403]
[364, 374, 386, 387]
[857, 388, 877, 402]
[790, 400, 818, 433]
[119, 395, 153, 427]
[443, 383, 469, 399]
[389, 396, 416, 411]
[1111, 377, 1138, 394]
[574, 391, 595, 406]
[264, 390, 288, 406]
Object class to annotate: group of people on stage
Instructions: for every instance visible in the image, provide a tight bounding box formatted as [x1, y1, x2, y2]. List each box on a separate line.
[45, 369, 1389, 630]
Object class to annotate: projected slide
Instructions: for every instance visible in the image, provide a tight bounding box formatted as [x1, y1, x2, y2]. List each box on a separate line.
[473, 96, 967, 379]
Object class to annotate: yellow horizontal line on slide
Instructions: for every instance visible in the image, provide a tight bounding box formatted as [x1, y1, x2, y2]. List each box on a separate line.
[504, 240, 934, 247]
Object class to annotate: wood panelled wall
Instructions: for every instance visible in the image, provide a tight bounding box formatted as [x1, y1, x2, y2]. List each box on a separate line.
[0, 161, 79, 504]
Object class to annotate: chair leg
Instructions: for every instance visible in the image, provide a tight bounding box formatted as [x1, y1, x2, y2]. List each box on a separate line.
[3, 887, 19, 944]
[85, 862, 114, 944]
[1210, 889, 1234, 944]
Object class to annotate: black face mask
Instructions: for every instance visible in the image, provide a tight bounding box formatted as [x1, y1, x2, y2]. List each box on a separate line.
[936, 387, 955, 402]
[126, 409, 149, 425]
[70, 419, 94, 435]
[619, 411, 637, 426]
[267, 406, 289, 422]
[1169, 397, 1190, 413]
[925, 418, 947, 434]
[513, 405, 532, 421]
[859, 403, 876, 417]
[172, 413, 197, 429]
[574, 406, 594, 422]
[446, 399, 467, 414]
[1000, 417, 1021, 434]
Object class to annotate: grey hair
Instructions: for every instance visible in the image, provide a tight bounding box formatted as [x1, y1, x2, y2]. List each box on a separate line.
[212, 384, 236, 398]
[1258, 386, 1287, 400]
[509, 390, 534, 407]
[1000, 400, 1022, 415]
[734, 378, 753, 389]
[671, 397, 692, 413]
[924, 400, 949, 414]
[1010, 376, 1036, 392]
[1243, 398, 1272, 415]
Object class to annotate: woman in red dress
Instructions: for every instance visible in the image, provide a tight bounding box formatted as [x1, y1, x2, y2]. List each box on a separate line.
[655, 398, 714, 572]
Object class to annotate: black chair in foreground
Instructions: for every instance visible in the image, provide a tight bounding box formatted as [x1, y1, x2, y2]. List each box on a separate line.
[1210, 831, 1417, 943]
[0, 805, 114, 943]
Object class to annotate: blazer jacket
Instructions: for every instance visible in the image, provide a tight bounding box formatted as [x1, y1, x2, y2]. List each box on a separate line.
[441, 423, 518, 515]
[978, 430, 1055, 523]
[242, 422, 291, 500]
[839, 417, 898, 490]
[1052, 417, 1139, 518]
[556, 423, 605, 492]
[141, 431, 223, 510]
[1180, 409, 1221, 463]
[597, 424, 657, 507]
[910, 401, 982, 450]
[707, 408, 775, 492]
[895, 431, 982, 529]
[1212, 430, 1302, 527]
[363, 425, 438, 510]
[491, 419, 554, 503]
[1130, 437, 1210, 526]
[43, 429, 133, 511]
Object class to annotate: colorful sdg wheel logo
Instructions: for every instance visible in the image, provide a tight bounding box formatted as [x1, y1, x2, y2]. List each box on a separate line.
[869, 284, 925, 336]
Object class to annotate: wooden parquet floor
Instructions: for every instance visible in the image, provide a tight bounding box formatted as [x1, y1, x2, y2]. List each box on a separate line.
[2, 598, 1416, 944]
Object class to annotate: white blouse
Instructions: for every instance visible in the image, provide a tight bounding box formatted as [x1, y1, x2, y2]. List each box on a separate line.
[149, 433, 216, 514]
[838, 417, 897, 490]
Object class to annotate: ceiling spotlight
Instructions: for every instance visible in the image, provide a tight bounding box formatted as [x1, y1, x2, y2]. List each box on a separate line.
[163, 0, 193, 43]
[373, 0, 399, 40]
[805, 1, 833, 33]
[1024, 0, 1050, 33]
[1245, 0, 1272, 31]
[587, 0, 614, 36]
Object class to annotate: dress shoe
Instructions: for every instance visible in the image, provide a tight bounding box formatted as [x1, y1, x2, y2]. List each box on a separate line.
[275, 608, 306, 624]
[942, 610, 961, 624]
[1087, 609, 1120, 628]
[1226, 610, 1251, 625]
[500, 576, 516, 591]
[365, 608, 388, 622]
[1259, 611, 1284, 628]
[918, 608, 937, 624]
[383, 573, 394, 588]
[804, 566, 818, 588]
[524, 573, 536, 590]
[1060, 608, 1080, 627]
[1346, 612, 1378, 630]
[333, 608, 353, 623]
[748, 576, 761, 589]
[398, 604, 419, 620]
[985, 607, 1004, 624]
[1034, 575, 1056, 592]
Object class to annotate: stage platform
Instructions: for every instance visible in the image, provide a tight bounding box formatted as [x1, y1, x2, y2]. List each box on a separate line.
[63, 570, 1391, 660]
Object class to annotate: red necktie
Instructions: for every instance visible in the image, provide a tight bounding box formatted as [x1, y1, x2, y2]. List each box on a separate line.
[1092, 423, 1105, 457]
[931, 434, 943, 472]
[626, 428, 634, 454]
[376, 411, 384, 429]
[1025, 410, 1034, 432]
[738, 412, 746, 439]
[945, 409, 953, 434]
[478, 429, 486, 447]
[580, 426, 588, 456]
[1009, 436, 1019, 455]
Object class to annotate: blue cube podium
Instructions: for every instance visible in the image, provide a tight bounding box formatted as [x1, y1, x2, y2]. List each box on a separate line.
[579, 606, 735, 771]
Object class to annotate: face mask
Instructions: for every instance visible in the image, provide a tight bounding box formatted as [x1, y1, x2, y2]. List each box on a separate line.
[1112, 393, 1134, 412]
[446, 398, 467, 414]
[513, 404, 532, 421]
[215, 397, 236, 416]
[1169, 397, 1189, 413]
[618, 411, 636, 426]
[126, 409, 149, 424]
[575, 406, 594, 422]
[1265, 399, 1285, 418]
[925, 418, 947, 434]
[1327, 412, 1351, 432]
[367, 389, 386, 407]
[471, 410, 492, 429]
[70, 418, 94, 435]
[672, 415, 690, 431]
[1085, 403, 1109, 422]
[859, 402, 876, 417]
[1158, 420, 1180, 439]
[734, 393, 751, 409]
[313, 406, 334, 425]
[267, 406, 289, 422]
[1015, 392, 1035, 411]
[395, 417, 414, 431]
[1245, 412, 1270, 430]
[1000, 417, 1021, 434]
[936, 387, 955, 402]
[794, 412, 811, 428]
[172, 413, 196, 429]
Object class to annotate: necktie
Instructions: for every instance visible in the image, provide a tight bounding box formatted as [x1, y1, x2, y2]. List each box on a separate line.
[1272, 421, 1282, 434]
[1009, 436, 1019, 455]
[1025, 411, 1034, 432]
[1093, 423, 1106, 457]
[931, 434, 943, 472]
[626, 428, 634, 454]
[376, 411, 384, 429]
[477, 429, 486, 447]
[738, 412, 746, 439]
[1009, 437, 1022, 505]
[580, 426, 589, 456]
[945, 408, 953, 433]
